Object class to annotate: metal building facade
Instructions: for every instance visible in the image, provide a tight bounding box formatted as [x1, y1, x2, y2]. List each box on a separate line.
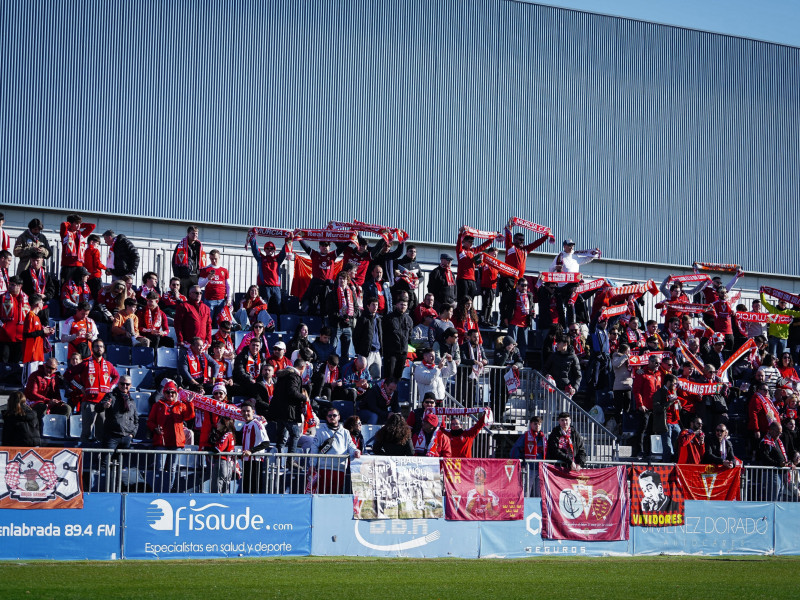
[2, 0, 797, 275]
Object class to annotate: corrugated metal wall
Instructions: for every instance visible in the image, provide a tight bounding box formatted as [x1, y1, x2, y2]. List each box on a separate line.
[2, 1, 798, 274]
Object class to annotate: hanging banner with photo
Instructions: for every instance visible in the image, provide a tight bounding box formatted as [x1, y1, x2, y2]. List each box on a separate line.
[442, 458, 524, 521]
[351, 456, 443, 520]
[0, 448, 83, 509]
[540, 464, 628, 541]
[629, 465, 685, 527]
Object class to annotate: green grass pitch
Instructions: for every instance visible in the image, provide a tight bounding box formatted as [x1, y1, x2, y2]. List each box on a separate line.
[1, 556, 799, 599]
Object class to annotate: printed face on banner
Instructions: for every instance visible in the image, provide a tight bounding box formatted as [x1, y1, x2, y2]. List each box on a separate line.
[351, 457, 443, 520]
[443, 459, 524, 521]
[630, 465, 685, 527]
[0, 448, 82, 509]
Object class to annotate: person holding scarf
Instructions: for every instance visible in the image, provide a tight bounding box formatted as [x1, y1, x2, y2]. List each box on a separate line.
[427, 254, 457, 310]
[748, 382, 781, 449]
[59, 213, 95, 285]
[233, 337, 271, 414]
[546, 412, 586, 471]
[74, 339, 120, 446]
[501, 278, 535, 365]
[414, 348, 455, 403]
[412, 412, 452, 457]
[455, 229, 497, 303]
[172, 225, 207, 295]
[147, 380, 195, 492]
[178, 336, 218, 394]
[325, 271, 357, 361]
[676, 416, 706, 464]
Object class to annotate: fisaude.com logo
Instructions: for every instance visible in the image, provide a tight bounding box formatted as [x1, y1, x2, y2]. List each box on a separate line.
[146, 499, 293, 537]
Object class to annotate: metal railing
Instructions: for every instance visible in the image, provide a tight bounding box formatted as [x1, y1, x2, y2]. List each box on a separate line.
[407, 363, 618, 461]
[81, 448, 353, 495]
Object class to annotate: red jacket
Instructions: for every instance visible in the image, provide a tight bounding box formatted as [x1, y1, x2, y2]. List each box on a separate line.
[503, 226, 550, 277]
[83, 246, 106, 279]
[174, 300, 212, 346]
[148, 398, 195, 448]
[456, 234, 493, 281]
[632, 367, 662, 410]
[443, 413, 485, 458]
[24, 366, 61, 407]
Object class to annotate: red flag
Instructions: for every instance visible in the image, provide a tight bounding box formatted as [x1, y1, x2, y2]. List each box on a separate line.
[539, 464, 628, 541]
[0, 447, 83, 509]
[677, 465, 741, 500]
[629, 465, 685, 527]
[443, 458, 523, 521]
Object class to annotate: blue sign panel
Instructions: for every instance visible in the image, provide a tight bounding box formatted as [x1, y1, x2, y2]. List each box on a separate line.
[774, 503, 800, 555]
[632, 501, 773, 555]
[124, 494, 311, 559]
[311, 495, 480, 558]
[479, 498, 630, 557]
[0, 493, 121, 560]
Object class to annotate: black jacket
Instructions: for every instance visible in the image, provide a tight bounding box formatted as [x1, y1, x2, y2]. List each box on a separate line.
[372, 435, 414, 456]
[500, 290, 535, 324]
[353, 312, 382, 357]
[361, 384, 400, 424]
[427, 266, 456, 307]
[20, 268, 57, 302]
[543, 350, 582, 391]
[325, 287, 359, 329]
[233, 349, 261, 385]
[267, 368, 306, 423]
[545, 426, 587, 468]
[1, 406, 41, 446]
[381, 309, 413, 355]
[108, 234, 140, 278]
[702, 436, 736, 465]
[98, 388, 139, 439]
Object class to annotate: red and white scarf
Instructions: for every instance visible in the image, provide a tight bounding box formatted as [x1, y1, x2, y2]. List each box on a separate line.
[693, 262, 739, 273]
[244, 227, 293, 247]
[737, 311, 793, 324]
[540, 272, 581, 284]
[762, 434, 787, 462]
[600, 304, 630, 320]
[174, 237, 207, 268]
[676, 379, 724, 395]
[412, 427, 441, 456]
[245, 352, 261, 378]
[569, 278, 607, 304]
[444, 267, 455, 286]
[718, 338, 756, 377]
[87, 358, 111, 393]
[142, 307, 163, 332]
[294, 228, 357, 244]
[754, 392, 780, 424]
[337, 285, 355, 317]
[607, 280, 659, 299]
[29, 268, 46, 294]
[461, 225, 501, 240]
[667, 273, 711, 284]
[323, 364, 339, 384]
[379, 381, 394, 407]
[524, 429, 545, 459]
[480, 253, 518, 278]
[187, 349, 207, 380]
[180, 388, 267, 425]
[1, 291, 29, 324]
[557, 427, 574, 457]
[659, 301, 714, 314]
[509, 217, 553, 240]
[761, 286, 800, 307]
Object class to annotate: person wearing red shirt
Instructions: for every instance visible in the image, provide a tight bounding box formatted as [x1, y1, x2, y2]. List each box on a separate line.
[298, 239, 341, 315]
[652, 374, 681, 462]
[338, 236, 379, 287]
[444, 411, 487, 458]
[84, 234, 106, 300]
[160, 277, 187, 319]
[677, 416, 706, 464]
[478, 246, 500, 326]
[199, 249, 231, 322]
[0, 276, 30, 364]
[412, 292, 437, 326]
[711, 288, 743, 351]
[174, 285, 212, 349]
[60, 267, 94, 317]
[148, 381, 195, 492]
[24, 358, 70, 429]
[59, 213, 96, 284]
[632, 354, 662, 459]
[75, 339, 121, 445]
[411, 412, 452, 457]
[250, 236, 289, 313]
[456, 229, 496, 303]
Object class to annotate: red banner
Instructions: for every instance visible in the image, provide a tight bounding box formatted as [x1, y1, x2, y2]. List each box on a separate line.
[668, 273, 711, 284]
[677, 378, 724, 396]
[443, 458, 523, 521]
[0, 447, 83, 509]
[630, 465, 685, 527]
[761, 286, 800, 307]
[539, 464, 628, 541]
[509, 217, 553, 239]
[677, 465, 741, 500]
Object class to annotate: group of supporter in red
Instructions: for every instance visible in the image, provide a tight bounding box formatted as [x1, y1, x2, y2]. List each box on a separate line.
[1, 212, 798, 496]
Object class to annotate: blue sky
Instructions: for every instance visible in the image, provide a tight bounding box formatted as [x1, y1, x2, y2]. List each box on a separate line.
[535, 0, 800, 47]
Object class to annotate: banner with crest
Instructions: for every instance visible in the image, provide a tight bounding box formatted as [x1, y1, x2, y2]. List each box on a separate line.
[540, 464, 628, 541]
[0, 448, 83, 509]
[442, 458, 524, 521]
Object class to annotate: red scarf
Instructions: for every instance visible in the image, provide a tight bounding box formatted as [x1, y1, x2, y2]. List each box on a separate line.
[213, 331, 234, 356]
[557, 427, 574, 457]
[444, 268, 454, 286]
[763, 434, 787, 462]
[755, 392, 780, 424]
[64, 281, 90, 304]
[421, 358, 436, 369]
[379, 381, 393, 407]
[337, 285, 354, 317]
[29, 268, 46, 294]
[187, 349, 207, 380]
[413, 427, 440, 456]
[1, 291, 29, 324]
[524, 429, 545, 459]
[174, 237, 207, 268]
[516, 291, 530, 315]
[323, 364, 339, 384]
[87, 358, 111, 393]
[245, 352, 261, 378]
[62, 227, 86, 259]
[142, 307, 163, 332]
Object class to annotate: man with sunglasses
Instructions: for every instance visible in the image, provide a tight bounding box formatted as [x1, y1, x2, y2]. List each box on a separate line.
[310, 408, 361, 493]
[702, 424, 737, 468]
[99, 375, 138, 465]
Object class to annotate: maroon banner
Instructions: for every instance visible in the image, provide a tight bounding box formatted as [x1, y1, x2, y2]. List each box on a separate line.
[539, 464, 628, 541]
[443, 458, 524, 521]
[677, 465, 741, 500]
[0, 447, 83, 509]
[676, 378, 724, 396]
[630, 465, 685, 527]
[761, 286, 800, 307]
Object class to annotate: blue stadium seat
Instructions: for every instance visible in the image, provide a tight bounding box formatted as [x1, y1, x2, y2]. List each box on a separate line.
[128, 368, 150, 390]
[68, 414, 82, 439]
[233, 292, 247, 308]
[305, 315, 323, 335]
[397, 378, 411, 406]
[284, 296, 300, 314]
[53, 342, 70, 364]
[132, 392, 152, 416]
[42, 415, 67, 439]
[279, 313, 301, 334]
[264, 333, 282, 349]
[106, 344, 131, 366]
[130, 346, 155, 368]
[156, 347, 178, 369]
[234, 330, 247, 348]
[96, 322, 109, 341]
[332, 401, 354, 421]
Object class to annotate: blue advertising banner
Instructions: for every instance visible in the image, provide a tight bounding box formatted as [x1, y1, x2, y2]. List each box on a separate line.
[774, 503, 800, 555]
[311, 495, 480, 558]
[0, 493, 121, 560]
[632, 501, 773, 555]
[123, 494, 311, 559]
[479, 498, 630, 557]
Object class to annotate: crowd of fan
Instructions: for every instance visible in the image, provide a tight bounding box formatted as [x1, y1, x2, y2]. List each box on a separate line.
[0, 212, 797, 495]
